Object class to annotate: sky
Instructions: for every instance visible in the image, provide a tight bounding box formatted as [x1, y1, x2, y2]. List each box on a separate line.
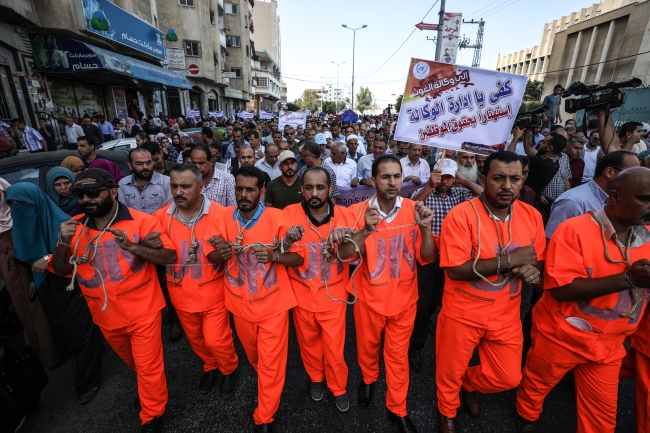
[271, 0, 591, 110]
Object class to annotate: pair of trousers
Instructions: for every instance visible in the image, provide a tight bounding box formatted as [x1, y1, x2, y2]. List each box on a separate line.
[175, 305, 238, 374]
[293, 304, 348, 396]
[436, 312, 522, 418]
[101, 311, 167, 424]
[620, 347, 650, 433]
[517, 329, 621, 433]
[38, 274, 105, 397]
[355, 300, 416, 417]
[233, 312, 289, 425]
[410, 260, 445, 351]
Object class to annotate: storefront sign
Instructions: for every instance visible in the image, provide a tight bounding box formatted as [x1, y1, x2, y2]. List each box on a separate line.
[278, 110, 307, 131]
[75, 82, 103, 116]
[224, 87, 246, 100]
[394, 58, 526, 155]
[48, 78, 78, 118]
[81, 0, 165, 61]
[335, 183, 419, 207]
[223, 72, 237, 78]
[166, 48, 185, 70]
[29, 34, 191, 90]
[112, 87, 128, 119]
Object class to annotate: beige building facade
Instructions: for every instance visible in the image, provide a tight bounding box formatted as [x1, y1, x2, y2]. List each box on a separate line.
[249, 0, 281, 113]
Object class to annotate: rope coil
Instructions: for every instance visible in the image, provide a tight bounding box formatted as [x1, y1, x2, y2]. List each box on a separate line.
[166, 197, 206, 284]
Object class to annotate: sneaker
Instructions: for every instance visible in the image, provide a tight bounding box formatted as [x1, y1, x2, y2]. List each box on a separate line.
[309, 381, 325, 401]
[334, 393, 350, 412]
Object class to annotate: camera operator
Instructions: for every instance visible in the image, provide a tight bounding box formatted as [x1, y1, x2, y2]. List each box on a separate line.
[542, 84, 564, 130]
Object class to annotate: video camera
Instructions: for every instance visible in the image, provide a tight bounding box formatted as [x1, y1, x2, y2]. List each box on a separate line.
[562, 78, 641, 113]
[514, 105, 546, 129]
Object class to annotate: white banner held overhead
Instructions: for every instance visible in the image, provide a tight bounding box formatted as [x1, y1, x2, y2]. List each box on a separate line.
[237, 110, 256, 119]
[187, 109, 200, 118]
[260, 110, 273, 120]
[278, 110, 308, 130]
[209, 111, 224, 118]
[441, 13, 462, 64]
[394, 58, 527, 155]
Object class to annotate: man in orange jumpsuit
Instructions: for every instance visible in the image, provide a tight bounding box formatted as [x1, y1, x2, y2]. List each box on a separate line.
[621, 306, 650, 433]
[208, 165, 304, 433]
[517, 166, 650, 433]
[153, 163, 239, 397]
[51, 169, 177, 433]
[338, 154, 437, 433]
[285, 166, 352, 412]
[437, 151, 545, 433]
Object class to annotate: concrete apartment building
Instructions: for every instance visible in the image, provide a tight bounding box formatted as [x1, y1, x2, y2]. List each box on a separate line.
[223, 0, 255, 113]
[249, 0, 282, 113]
[493, 0, 650, 98]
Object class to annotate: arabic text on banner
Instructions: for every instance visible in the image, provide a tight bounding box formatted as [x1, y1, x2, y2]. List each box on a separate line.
[278, 110, 308, 131]
[394, 58, 527, 155]
[187, 109, 200, 118]
[260, 110, 274, 120]
[335, 183, 419, 207]
[209, 111, 224, 118]
[237, 110, 256, 119]
[441, 13, 462, 65]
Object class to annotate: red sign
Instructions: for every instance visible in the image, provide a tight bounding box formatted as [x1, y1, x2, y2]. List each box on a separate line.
[188, 64, 199, 75]
[415, 22, 438, 31]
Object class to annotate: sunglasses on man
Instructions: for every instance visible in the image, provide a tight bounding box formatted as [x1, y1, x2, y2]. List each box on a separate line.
[73, 188, 110, 199]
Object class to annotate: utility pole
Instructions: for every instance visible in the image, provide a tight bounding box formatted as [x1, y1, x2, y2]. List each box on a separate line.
[332, 61, 345, 113]
[342, 24, 367, 111]
[434, 0, 446, 61]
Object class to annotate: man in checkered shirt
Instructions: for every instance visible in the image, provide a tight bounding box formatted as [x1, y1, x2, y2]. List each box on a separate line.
[190, 144, 237, 207]
[406, 157, 483, 372]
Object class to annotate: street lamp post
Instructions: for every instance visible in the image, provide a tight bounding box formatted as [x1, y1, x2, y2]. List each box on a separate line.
[331, 61, 345, 113]
[342, 24, 367, 112]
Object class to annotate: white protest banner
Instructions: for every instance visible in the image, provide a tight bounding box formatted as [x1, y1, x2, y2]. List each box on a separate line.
[208, 111, 224, 118]
[278, 110, 307, 130]
[237, 110, 256, 119]
[187, 109, 200, 118]
[302, 109, 311, 115]
[335, 183, 420, 208]
[441, 13, 462, 64]
[394, 58, 527, 155]
[260, 110, 273, 120]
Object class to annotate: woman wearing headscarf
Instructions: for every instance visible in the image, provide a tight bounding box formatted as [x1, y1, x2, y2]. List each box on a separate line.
[46, 167, 82, 216]
[61, 156, 85, 175]
[160, 135, 178, 162]
[88, 159, 124, 183]
[125, 118, 141, 138]
[213, 127, 225, 143]
[0, 178, 63, 369]
[7, 183, 105, 404]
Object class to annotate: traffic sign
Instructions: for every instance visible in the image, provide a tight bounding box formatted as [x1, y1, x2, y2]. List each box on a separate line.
[188, 64, 199, 75]
[415, 22, 438, 31]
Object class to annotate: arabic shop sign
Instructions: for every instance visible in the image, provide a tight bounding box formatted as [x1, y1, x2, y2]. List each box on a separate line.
[394, 58, 527, 155]
[81, 0, 165, 61]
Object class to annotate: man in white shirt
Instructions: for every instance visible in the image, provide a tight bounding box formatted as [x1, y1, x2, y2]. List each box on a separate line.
[582, 132, 601, 183]
[351, 137, 387, 187]
[400, 144, 430, 186]
[65, 117, 85, 150]
[254, 143, 281, 179]
[323, 142, 357, 187]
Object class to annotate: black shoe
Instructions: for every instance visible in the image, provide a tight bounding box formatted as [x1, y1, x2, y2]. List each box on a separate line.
[199, 369, 219, 394]
[408, 348, 422, 372]
[134, 395, 141, 410]
[334, 393, 350, 412]
[437, 408, 458, 433]
[462, 387, 481, 417]
[254, 422, 273, 432]
[387, 410, 418, 433]
[169, 321, 183, 340]
[309, 381, 325, 401]
[357, 381, 374, 408]
[78, 386, 99, 404]
[517, 415, 538, 433]
[220, 367, 239, 400]
[141, 417, 162, 433]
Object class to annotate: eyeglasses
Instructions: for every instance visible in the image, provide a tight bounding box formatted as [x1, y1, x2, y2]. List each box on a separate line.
[73, 188, 109, 199]
[285, 132, 295, 135]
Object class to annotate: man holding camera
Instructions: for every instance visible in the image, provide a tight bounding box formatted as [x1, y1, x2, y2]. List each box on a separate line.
[542, 84, 564, 130]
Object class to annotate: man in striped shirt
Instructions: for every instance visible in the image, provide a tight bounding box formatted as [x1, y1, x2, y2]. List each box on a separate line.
[12, 118, 45, 153]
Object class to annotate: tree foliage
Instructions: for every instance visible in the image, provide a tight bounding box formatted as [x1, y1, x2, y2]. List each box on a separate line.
[395, 94, 403, 112]
[355, 87, 373, 113]
[524, 81, 543, 101]
[286, 102, 301, 112]
[322, 101, 346, 114]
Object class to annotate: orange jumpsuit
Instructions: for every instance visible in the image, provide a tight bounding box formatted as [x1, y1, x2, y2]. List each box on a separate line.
[211, 206, 300, 425]
[49, 204, 172, 424]
[285, 202, 350, 396]
[437, 198, 545, 418]
[621, 311, 650, 433]
[153, 199, 238, 376]
[517, 209, 650, 433]
[347, 198, 425, 417]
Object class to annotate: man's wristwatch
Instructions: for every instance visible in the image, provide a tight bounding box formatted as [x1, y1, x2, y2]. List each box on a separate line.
[42, 254, 51, 261]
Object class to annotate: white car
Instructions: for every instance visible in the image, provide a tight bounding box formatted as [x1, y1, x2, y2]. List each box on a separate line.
[100, 137, 137, 151]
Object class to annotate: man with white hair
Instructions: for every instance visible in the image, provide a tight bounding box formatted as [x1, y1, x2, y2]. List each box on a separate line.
[456, 151, 481, 186]
[323, 142, 357, 187]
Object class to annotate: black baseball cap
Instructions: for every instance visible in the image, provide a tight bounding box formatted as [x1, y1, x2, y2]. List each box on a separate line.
[70, 169, 117, 191]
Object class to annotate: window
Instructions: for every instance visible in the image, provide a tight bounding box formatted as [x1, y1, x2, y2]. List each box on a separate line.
[245, 15, 248, 28]
[585, 14, 590, 20]
[179, 0, 194, 6]
[246, 45, 249, 57]
[184, 40, 201, 57]
[225, 3, 238, 14]
[257, 77, 268, 87]
[227, 36, 240, 47]
[213, 52, 219, 67]
[210, 10, 215, 26]
[231, 67, 242, 78]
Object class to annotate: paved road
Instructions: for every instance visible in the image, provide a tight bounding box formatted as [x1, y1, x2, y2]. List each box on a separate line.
[20, 287, 636, 433]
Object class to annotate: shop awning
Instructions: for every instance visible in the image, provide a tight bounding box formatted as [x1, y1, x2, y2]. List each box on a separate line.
[29, 34, 192, 90]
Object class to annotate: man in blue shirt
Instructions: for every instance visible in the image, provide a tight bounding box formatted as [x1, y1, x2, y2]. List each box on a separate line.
[542, 84, 564, 130]
[97, 114, 115, 142]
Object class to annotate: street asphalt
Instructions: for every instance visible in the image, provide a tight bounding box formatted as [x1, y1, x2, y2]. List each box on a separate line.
[18, 286, 636, 433]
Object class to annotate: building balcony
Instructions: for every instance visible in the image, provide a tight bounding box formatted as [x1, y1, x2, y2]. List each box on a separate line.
[219, 31, 227, 48]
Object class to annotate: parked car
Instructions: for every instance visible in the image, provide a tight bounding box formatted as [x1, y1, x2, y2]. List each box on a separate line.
[0, 150, 131, 189]
[100, 137, 137, 151]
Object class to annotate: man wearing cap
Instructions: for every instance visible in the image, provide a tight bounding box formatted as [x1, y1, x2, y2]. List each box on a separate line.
[408, 158, 483, 370]
[315, 133, 331, 159]
[345, 134, 364, 163]
[51, 169, 177, 433]
[265, 150, 303, 209]
[323, 142, 357, 187]
[542, 84, 564, 130]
